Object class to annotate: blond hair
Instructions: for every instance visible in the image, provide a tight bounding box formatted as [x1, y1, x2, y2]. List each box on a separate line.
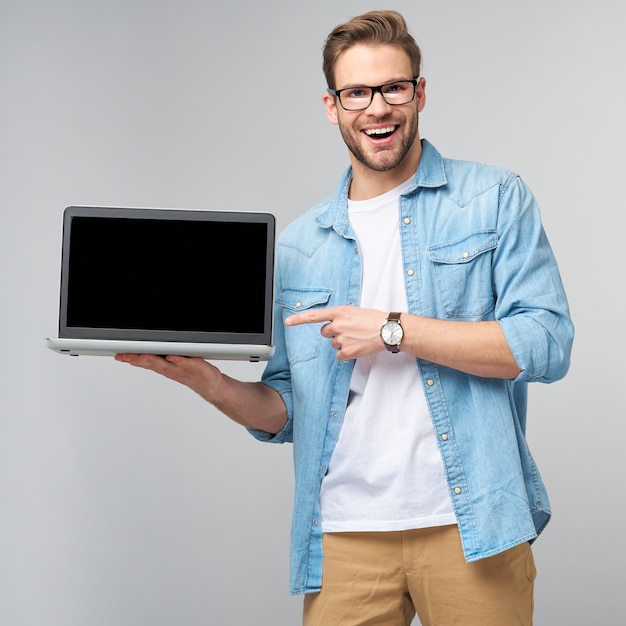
[322, 10, 422, 89]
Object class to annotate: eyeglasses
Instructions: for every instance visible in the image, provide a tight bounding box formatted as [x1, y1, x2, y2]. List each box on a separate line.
[328, 78, 420, 111]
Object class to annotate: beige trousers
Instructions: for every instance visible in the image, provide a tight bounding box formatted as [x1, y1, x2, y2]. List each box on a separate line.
[303, 525, 536, 626]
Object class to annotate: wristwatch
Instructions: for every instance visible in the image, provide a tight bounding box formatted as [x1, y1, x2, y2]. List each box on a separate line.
[380, 312, 403, 353]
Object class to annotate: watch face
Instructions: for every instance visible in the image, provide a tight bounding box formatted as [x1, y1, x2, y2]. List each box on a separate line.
[381, 321, 403, 345]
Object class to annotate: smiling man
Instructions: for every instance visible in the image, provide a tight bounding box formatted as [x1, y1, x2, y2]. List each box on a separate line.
[324, 44, 423, 193]
[117, 10, 574, 625]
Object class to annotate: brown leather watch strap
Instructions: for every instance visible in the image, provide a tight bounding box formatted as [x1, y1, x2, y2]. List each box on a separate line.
[382, 312, 403, 353]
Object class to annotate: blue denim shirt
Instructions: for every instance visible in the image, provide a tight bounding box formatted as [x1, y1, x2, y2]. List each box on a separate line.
[250, 139, 574, 595]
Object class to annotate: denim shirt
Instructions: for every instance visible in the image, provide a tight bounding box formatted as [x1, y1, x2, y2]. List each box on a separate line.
[250, 139, 574, 595]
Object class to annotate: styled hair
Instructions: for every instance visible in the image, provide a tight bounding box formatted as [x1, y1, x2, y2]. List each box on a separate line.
[322, 10, 422, 89]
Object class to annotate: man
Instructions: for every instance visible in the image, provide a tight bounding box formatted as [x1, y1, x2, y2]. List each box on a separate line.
[117, 10, 574, 625]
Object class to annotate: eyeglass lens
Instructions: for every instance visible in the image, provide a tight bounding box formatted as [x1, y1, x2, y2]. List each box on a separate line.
[340, 81, 416, 110]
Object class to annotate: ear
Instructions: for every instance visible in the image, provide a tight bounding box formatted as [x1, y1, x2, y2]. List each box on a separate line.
[416, 77, 427, 113]
[322, 91, 339, 125]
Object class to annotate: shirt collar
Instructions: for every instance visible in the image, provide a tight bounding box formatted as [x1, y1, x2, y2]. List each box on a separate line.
[317, 139, 447, 234]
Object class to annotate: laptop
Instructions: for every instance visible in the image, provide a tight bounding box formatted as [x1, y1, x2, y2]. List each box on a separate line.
[46, 205, 275, 361]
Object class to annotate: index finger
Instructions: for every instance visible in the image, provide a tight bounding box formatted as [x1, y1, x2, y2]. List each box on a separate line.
[285, 306, 336, 327]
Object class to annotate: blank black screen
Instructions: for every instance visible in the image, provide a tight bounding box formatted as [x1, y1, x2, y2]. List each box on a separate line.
[65, 215, 269, 336]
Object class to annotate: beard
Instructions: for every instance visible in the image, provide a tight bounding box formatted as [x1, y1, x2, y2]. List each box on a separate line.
[337, 109, 419, 172]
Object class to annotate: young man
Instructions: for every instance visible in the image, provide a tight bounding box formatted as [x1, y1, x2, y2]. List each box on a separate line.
[117, 10, 574, 625]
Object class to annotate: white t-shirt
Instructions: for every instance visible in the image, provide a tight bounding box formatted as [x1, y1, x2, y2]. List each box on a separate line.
[319, 179, 456, 532]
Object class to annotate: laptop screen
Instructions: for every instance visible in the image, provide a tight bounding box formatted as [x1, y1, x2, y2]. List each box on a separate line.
[59, 206, 275, 345]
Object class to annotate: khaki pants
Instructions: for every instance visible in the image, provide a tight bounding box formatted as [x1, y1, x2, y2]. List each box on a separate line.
[303, 525, 536, 626]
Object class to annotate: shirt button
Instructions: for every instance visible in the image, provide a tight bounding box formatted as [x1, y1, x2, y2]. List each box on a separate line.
[407, 269, 415, 276]
[427, 379, 434, 386]
[454, 487, 462, 495]
[320, 466, 325, 473]
[462, 251, 469, 259]
[441, 434, 449, 441]
[295, 301, 302, 308]
[312, 519, 318, 526]
[331, 412, 338, 419]
[404, 217, 411, 225]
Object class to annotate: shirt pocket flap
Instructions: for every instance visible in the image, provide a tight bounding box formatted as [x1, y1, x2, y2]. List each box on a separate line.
[276, 288, 333, 313]
[428, 231, 498, 264]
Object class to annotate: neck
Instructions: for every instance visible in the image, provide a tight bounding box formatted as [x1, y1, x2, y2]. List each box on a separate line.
[348, 139, 423, 201]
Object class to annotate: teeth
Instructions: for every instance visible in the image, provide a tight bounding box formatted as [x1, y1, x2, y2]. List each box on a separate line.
[365, 126, 395, 136]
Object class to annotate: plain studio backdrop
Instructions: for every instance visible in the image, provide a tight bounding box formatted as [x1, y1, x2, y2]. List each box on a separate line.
[1, 1, 623, 624]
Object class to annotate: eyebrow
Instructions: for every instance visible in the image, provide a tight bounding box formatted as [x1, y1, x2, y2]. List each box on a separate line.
[337, 77, 413, 90]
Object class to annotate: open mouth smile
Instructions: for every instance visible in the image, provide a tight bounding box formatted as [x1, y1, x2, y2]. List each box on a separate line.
[363, 125, 398, 140]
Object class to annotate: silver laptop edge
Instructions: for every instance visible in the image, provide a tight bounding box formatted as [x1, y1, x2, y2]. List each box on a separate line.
[47, 338, 274, 361]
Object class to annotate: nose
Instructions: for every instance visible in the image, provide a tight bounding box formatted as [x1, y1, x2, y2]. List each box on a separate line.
[367, 89, 392, 115]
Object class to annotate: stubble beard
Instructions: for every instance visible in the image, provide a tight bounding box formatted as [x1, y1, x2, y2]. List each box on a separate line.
[338, 110, 419, 172]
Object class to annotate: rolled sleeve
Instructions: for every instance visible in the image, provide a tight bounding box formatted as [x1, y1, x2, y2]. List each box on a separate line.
[247, 383, 294, 443]
[501, 314, 573, 383]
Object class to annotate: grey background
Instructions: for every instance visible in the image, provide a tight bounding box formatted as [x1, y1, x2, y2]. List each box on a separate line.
[1, 0, 623, 624]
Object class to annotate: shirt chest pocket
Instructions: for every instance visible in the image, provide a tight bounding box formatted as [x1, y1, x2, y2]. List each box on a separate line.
[428, 231, 497, 320]
[276, 287, 333, 365]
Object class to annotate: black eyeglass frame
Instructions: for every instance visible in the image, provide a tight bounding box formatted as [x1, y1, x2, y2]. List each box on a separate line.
[327, 78, 421, 111]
